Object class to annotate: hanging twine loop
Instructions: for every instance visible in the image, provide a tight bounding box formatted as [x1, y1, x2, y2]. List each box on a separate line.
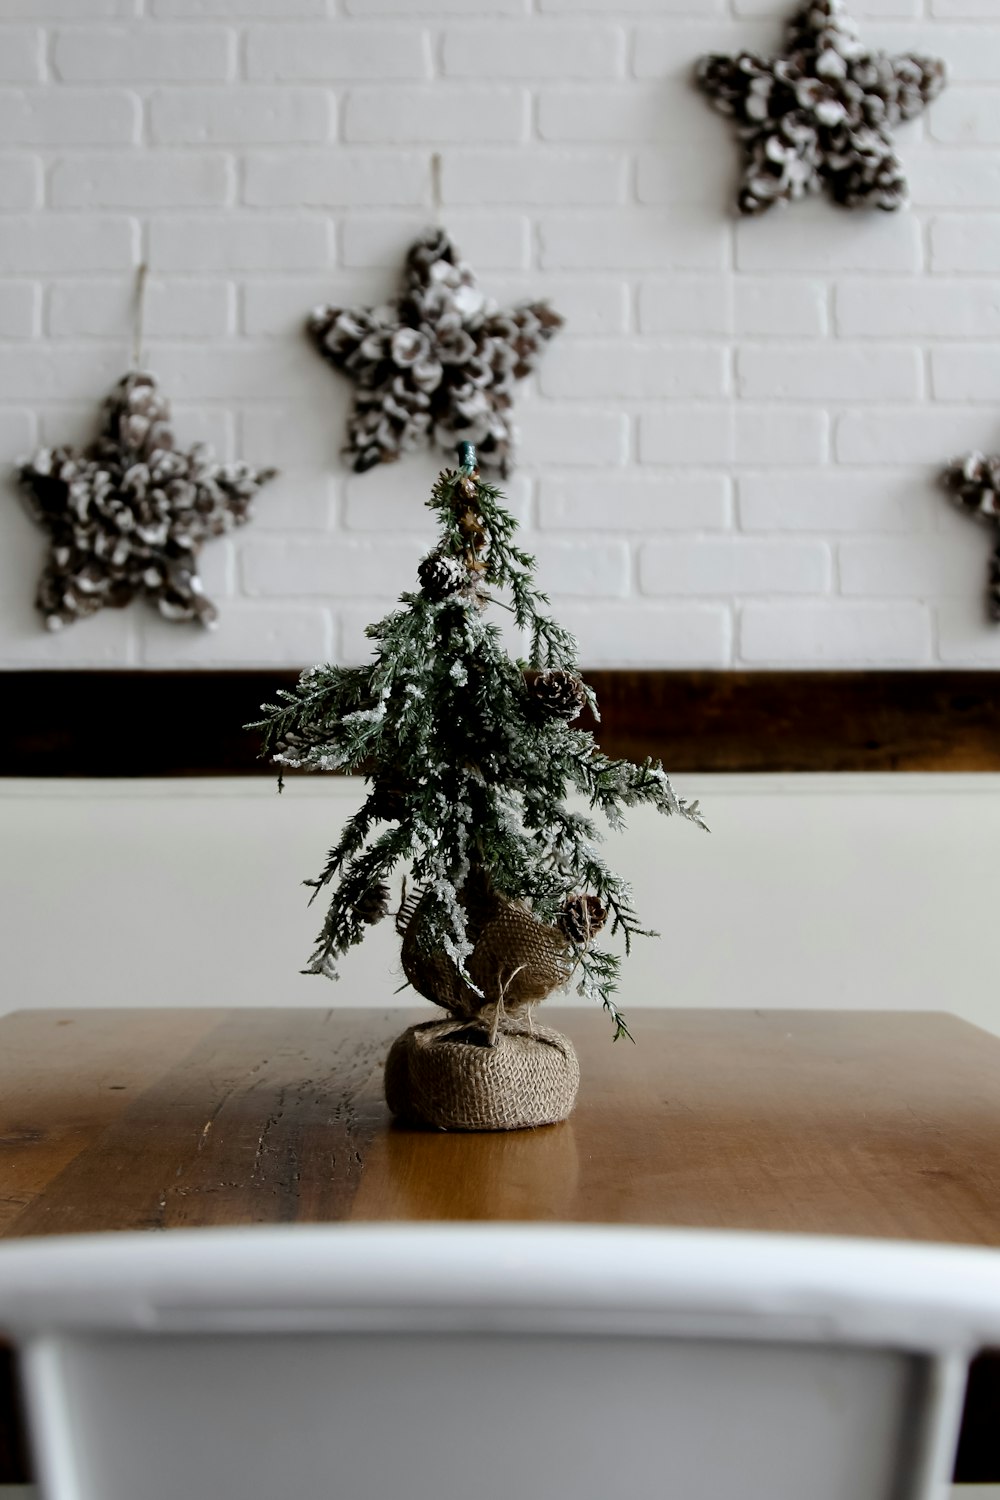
[132, 261, 149, 371]
[430, 150, 444, 227]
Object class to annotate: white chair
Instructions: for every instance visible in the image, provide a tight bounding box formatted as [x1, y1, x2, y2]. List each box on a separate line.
[0, 1224, 999, 1500]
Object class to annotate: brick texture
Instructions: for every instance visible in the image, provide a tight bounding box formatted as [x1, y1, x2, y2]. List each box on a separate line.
[0, 6, 993, 669]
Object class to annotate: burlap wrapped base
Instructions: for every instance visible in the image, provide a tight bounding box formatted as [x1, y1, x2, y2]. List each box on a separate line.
[385, 1017, 580, 1132]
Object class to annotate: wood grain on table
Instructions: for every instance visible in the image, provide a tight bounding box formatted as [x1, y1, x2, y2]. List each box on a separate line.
[1, 1006, 999, 1242]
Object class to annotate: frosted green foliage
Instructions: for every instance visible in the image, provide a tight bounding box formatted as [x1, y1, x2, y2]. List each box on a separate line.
[251, 455, 706, 1041]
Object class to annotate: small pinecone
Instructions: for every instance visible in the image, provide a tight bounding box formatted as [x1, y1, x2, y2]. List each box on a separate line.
[530, 670, 588, 722]
[557, 894, 608, 945]
[943, 451, 1000, 520]
[418, 550, 468, 601]
[356, 882, 391, 926]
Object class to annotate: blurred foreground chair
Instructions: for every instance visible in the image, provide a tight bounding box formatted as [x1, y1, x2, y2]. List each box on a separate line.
[0, 1224, 998, 1500]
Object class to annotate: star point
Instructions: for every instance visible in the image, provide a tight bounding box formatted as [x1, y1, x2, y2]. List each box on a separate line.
[943, 451, 1000, 622]
[307, 228, 563, 477]
[18, 370, 276, 632]
[697, 0, 946, 216]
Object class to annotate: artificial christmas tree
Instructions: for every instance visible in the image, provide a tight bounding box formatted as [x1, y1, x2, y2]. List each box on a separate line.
[253, 444, 705, 1131]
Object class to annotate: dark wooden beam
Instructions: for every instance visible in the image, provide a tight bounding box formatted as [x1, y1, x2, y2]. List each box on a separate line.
[2, 669, 999, 776]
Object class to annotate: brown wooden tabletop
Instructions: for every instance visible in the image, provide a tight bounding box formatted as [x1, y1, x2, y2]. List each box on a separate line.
[2, 1005, 1000, 1242]
[2, 1004, 1000, 1485]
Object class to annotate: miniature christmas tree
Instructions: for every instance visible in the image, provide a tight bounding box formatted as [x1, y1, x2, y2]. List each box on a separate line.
[253, 444, 705, 1130]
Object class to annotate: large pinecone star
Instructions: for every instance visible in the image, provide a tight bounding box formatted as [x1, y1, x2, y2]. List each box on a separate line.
[307, 228, 563, 477]
[18, 372, 276, 631]
[697, 0, 946, 216]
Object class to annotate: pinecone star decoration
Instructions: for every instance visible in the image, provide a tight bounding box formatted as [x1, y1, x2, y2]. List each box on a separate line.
[307, 228, 563, 477]
[696, 0, 946, 216]
[17, 371, 276, 631]
[942, 451, 1000, 621]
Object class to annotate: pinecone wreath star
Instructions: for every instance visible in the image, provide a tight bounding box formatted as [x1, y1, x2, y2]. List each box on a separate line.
[942, 451, 1000, 621]
[307, 228, 563, 477]
[696, 0, 946, 216]
[18, 371, 276, 631]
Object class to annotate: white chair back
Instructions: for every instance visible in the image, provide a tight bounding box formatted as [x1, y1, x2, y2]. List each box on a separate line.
[1, 1225, 998, 1500]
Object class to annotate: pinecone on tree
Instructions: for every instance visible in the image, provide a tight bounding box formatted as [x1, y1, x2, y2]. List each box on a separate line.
[529, 669, 588, 722]
[418, 550, 469, 602]
[557, 894, 609, 945]
[356, 882, 391, 926]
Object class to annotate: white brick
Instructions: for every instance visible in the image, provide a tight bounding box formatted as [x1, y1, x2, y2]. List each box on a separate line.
[249, 473, 333, 534]
[0, 27, 42, 81]
[51, 153, 232, 209]
[840, 537, 979, 596]
[837, 408, 999, 466]
[489, 276, 628, 335]
[0, 0, 131, 12]
[443, 23, 623, 78]
[635, 145, 738, 207]
[0, 408, 36, 453]
[930, 89, 1000, 146]
[0, 154, 39, 209]
[243, 538, 421, 598]
[932, 0, 1000, 14]
[540, 475, 729, 531]
[53, 26, 233, 81]
[906, 149, 1000, 209]
[241, 406, 344, 469]
[735, 280, 827, 338]
[539, 211, 726, 271]
[0, 346, 132, 400]
[638, 278, 732, 337]
[738, 472, 937, 533]
[149, 216, 330, 272]
[542, 0, 722, 13]
[243, 275, 383, 338]
[538, 82, 721, 143]
[0, 88, 138, 145]
[931, 216, 1000, 274]
[150, 89, 330, 146]
[736, 202, 922, 272]
[556, 605, 730, 667]
[440, 150, 624, 206]
[541, 342, 726, 400]
[154, 0, 322, 13]
[341, 213, 529, 270]
[345, 87, 526, 144]
[0, 216, 136, 273]
[735, 0, 919, 13]
[516, 406, 628, 466]
[631, 21, 773, 78]
[0, 282, 37, 337]
[641, 539, 829, 596]
[244, 150, 428, 208]
[639, 407, 828, 466]
[143, 341, 315, 401]
[738, 346, 921, 401]
[529, 539, 629, 597]
[344, 468, 529, 531]
[346, 0, 526, 12]
[740, 604, 931, 664]
[139, 605, 329, 666]
[48, 279, 234, 340]
[246, 24, 429, 80]
[932, 347, 1000, 401]
[938, 598, 1000, 662]
[837, 279, 1000, 339]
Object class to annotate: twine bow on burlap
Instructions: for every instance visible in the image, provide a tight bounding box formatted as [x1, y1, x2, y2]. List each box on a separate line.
[386, 873, 581, 1130]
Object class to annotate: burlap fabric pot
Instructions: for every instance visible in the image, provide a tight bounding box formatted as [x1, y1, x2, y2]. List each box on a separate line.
[385, 1018, 580, 1132]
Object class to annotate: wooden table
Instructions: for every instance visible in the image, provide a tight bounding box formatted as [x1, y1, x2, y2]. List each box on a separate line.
[1, 1005, 999, 1483]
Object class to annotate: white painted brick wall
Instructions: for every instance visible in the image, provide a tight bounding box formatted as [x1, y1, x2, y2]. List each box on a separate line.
[2, 3, 1000, 669]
